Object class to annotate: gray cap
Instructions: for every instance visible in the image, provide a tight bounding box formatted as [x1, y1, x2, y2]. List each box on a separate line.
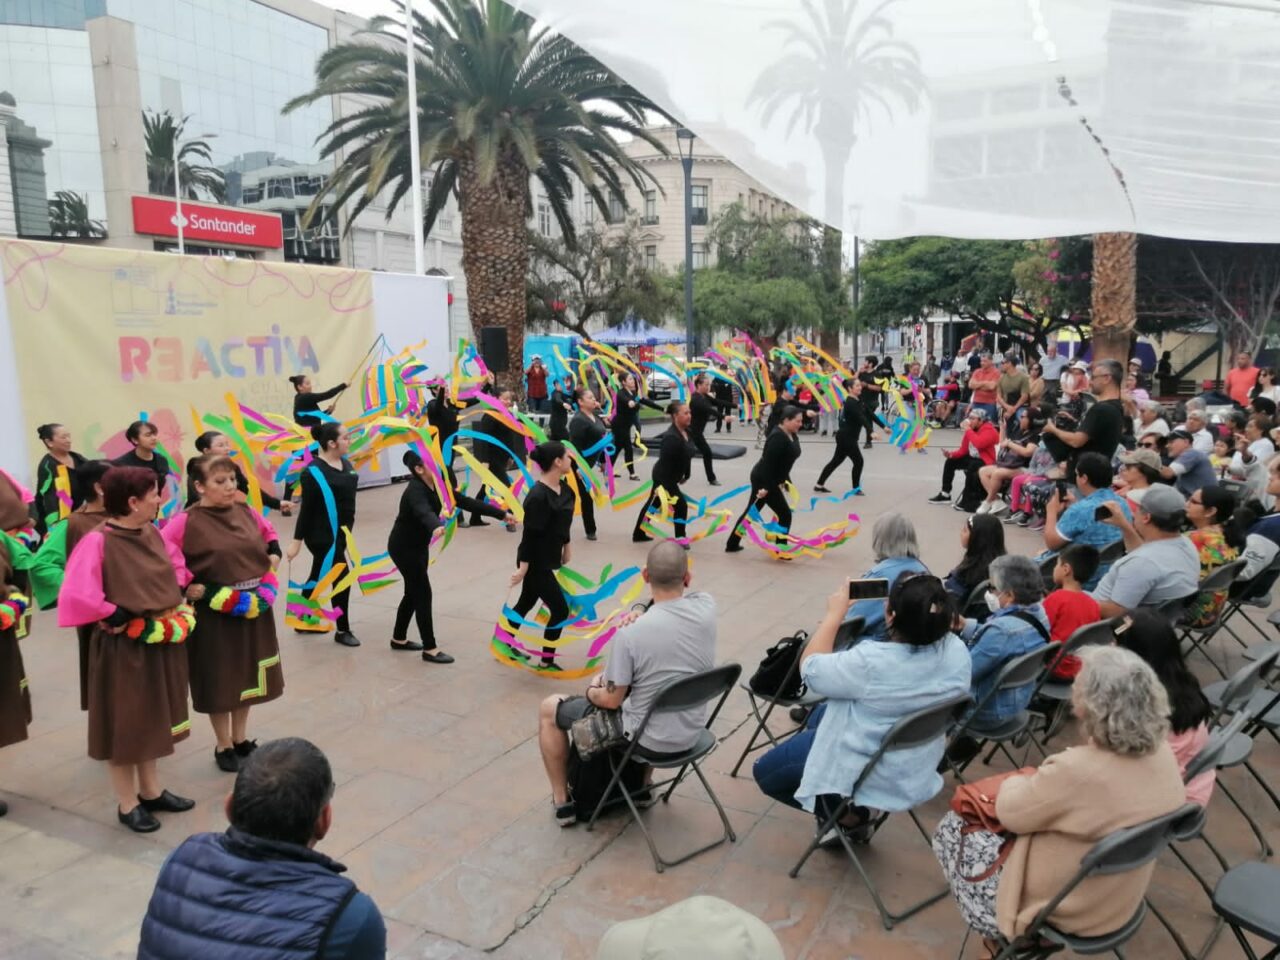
[1139, 484, 1186, 519]
[596, 897, 784, 960]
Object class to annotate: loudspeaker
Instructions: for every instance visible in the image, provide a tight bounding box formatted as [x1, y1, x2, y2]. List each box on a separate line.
[479, 326, 509, 373]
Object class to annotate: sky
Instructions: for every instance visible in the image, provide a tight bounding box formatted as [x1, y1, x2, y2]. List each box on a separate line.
[317, 0, 399, 19]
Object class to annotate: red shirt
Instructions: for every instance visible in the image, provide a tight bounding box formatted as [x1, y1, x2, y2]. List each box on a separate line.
[1043, 588, 1100, 679]
[526, 364, 548, 399]
[969, 366, 1000, 405]
[1225, 366, 1259, 407]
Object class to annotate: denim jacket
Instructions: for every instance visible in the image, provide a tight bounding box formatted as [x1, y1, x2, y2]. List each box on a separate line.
[960, 603, 1050, 731]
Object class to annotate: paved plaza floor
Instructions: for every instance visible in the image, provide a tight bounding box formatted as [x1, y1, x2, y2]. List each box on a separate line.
[1, 429, 1277, 958]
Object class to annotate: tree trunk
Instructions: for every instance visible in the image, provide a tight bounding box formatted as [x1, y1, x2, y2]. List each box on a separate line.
[819, 225, 843, 357]
[457, 147, 530, 396]
[1090, 232, 1137, 365]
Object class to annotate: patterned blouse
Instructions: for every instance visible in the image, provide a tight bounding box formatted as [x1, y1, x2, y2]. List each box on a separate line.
[1187, 525, 1237, 626]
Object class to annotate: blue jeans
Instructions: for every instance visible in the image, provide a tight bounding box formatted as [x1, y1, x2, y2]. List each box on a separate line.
[971, 402, 998, 421]
[752, 704, 826, 811]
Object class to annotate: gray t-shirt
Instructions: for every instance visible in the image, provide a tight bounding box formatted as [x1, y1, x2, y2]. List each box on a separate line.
[1091, 536, 1200, 611]
[1170, 448, 1218, 497]
[603, 591, 717, 752]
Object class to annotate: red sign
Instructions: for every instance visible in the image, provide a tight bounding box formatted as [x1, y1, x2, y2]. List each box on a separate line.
[131, 195, 283, 249]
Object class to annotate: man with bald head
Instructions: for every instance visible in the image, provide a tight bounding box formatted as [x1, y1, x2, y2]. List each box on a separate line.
[536, 540, 718, 826]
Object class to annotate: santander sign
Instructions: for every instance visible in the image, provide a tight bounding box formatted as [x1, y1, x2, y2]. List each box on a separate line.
[132, 195, 284, 249]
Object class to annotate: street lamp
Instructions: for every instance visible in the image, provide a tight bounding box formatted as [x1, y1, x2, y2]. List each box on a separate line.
[676, 126, 695, 361]
[404, 0, 425, 274]
[173, 131, 217, 256]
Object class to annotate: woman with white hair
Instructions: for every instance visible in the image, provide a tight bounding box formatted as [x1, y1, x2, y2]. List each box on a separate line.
[845, 512, 928, 640]
[933, 646, 1186, 953]
[1133, 399, 1170, 439]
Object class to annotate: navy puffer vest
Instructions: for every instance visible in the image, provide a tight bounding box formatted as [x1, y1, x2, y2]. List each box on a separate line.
[138, 828, 357, 960]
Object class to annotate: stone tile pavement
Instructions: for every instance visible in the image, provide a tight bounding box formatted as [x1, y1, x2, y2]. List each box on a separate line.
[1, 431, 1277, 958]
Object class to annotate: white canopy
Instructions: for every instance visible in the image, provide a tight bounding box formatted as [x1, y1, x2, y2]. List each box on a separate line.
[512, 0, 1280, 242]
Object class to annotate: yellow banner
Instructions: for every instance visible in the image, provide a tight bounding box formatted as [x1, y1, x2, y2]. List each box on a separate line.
[3, 240, 375, 475]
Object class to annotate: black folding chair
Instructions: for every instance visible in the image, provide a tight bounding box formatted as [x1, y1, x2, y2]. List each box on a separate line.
[790, 691, 973, 930]
[1154, 592, 1199, 625]
[1218, 554, 1280, 656]
[584, 663, 742, 873]
[962, 580, 991, 621]
[972, 804, 1203, 960]
[1212, 861, 1280, 960]
[1038, 554, 1059, 591]
[1097, 538, 1126, 565]
[1177, 558, 1249, 679]
[1026, 618, 1121, 750]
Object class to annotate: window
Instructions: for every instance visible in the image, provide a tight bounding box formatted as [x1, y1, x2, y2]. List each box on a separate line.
[691, 242, 708, 269]
[537, 201, 552, 237]
[691, 184, 708, 225]
[607, 194, 625, 223]
[642, 190, 658, 224]
[584, 196, 595, 223]
[644, 244, 657, 270]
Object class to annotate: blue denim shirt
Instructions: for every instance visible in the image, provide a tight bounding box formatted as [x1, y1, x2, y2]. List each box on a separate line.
[843, 555, 929, 640]
[960, 603, 1050, 731]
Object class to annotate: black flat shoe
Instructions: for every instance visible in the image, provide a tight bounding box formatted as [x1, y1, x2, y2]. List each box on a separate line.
[539, 660, 563, 672]
[628, 474, 640, 481]
[214, 748, 239, 773]
[390, 639, 424, 651]
[725, 543, 744, 553]
[118, 805, 161, 833]
[139, 789, 195, 813]
[632, 534, 653, 543]
[709, 479, 721, 486]
[422, 650, 455, 664]
[813, 485, 831, 493]
[0, 799, 7, 817]
[334, 631, 360, 647]
[233, 739, 258, 757]
[586, 533, 597, 541]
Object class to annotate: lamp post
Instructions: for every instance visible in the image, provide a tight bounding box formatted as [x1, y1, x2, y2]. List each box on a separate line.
[676, 126, 695, 361]
[405, 0, 425, 274]
[173, 132, 217, 256]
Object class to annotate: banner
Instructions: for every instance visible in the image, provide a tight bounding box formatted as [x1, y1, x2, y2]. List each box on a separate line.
[1, 240, 375, 481]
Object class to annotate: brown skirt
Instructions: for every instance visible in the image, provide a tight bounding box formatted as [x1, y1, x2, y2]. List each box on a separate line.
[86, 629, 190, 764]
[77, 625, 91, 712]
[0, 630, 31, 749]
[186, 609, 284, 714]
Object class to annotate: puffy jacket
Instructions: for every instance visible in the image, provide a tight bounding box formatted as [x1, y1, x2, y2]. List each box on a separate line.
[947, 421, 999, 465]
[138, 828, 384, 960]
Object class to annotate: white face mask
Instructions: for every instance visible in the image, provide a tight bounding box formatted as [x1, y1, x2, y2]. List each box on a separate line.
[984, 590, 1002, 613]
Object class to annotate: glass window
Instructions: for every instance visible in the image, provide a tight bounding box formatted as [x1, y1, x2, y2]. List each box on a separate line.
[691, 242, 708, 269]
[691, 183, 708, 225]
[643, 189, 657, 223]
[607, 194, 624, 223]
[537, 201, 552, 237]
[644, 244, 657, 270]
[584, 196, 594, 223]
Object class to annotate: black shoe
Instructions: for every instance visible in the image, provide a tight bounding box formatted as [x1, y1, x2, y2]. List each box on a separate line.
[233, 739, 258, 757]
[334, 631, 360, 647]
[586, 532, 597, 541]
[138, 789, 195, 813]
[927, 492, 951, 504]
[469, 518, 490, 527]
[118, 805, 161, 833]
[863, 442, 872, 449]
[789, 705, 812, 725]
[725, 543, 744, 553]
[0, 799, 7, 817]
[632, 533, 653, 543]
[214, 748, 239, 773]
[813, 485, 831, 493]
[854, 489, 866, 496]
[422, 650, 455, 664]
[633, 788, 658, 810]
[709, 479, 721, 486]
[554, 799, 577, 827]
[539, 660, 563, 672]
[390, 639, 424, 651]
[628, 474, 640, 481]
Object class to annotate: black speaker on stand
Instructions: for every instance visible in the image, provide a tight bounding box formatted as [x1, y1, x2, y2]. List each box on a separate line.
[479, 326, 509, 373]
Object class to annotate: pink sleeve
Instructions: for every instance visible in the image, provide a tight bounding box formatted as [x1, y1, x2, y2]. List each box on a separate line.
[57, 531, 115, 626]
[0, 468, 33, 504]
[160, 514, 194, 588]
[249, 508, 278, 545]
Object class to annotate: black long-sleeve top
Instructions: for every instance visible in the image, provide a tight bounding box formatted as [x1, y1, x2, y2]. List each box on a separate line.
[474, 411, 521, 471]
[35, 451, 87, 531]
[569, 411, 610, 467]
[690, 392, 732, 435]
[711, 378, 734, 406]
[836, 396, 885, 443]
[610, 387, 661, 435]
[752, 429, 802, 490]
[548, 388, 575, 441]
[516, 481, 574, 570]
[293, 384, 345, 426]
[388, 474, 503, 557]
[651, 426, 694, 489]
[294, 457, 357, 544]
[113, 448, 171, 484]
[184, 461, 284, 512]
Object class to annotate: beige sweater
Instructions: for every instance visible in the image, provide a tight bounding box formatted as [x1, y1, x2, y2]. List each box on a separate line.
[994, 742, 1185, 938]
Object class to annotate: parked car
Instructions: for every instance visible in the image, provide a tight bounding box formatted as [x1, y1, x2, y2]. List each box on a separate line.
[646, 371, 677, 399]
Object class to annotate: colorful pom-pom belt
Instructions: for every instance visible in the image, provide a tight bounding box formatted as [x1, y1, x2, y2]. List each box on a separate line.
[205, 571, 279, 619]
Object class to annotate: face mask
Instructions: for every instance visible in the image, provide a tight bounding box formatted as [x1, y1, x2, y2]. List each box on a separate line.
[984, 590, 1002, 613]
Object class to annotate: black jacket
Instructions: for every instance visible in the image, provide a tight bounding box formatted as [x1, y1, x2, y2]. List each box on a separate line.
[517, 481, 574, 570]
[690, 392, 732, 435]
[651, 426, 694, 489]
[836, 397, 883, 443]
[388, 474, 502, 557]
[752, 429, 801, 489]
[295, 458, 357, 544]
[473, 410, 521, 471]
[548, 388, 574, 441]
[610, 387, 661, 435]
[569, 411, 610, 467]
[293, 384, 344, 426]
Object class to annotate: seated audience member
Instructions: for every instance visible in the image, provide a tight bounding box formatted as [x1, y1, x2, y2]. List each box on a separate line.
[1004, 429, 1058, 527]
[1160, 428, 1218, 497]
[1184, 486, 1243, 626]
[137, 738, 386, 960]
[597, 896, 784, 960]
[927, 408, 998, 511]
[932, 646, 1186, 950]
[537, 541, 715, 826]
[1040, 453, 1131, 588]
[1115, 611, 1216, 805]
[753, 574, 970, 841]
[977, 406, 1042, 516]
[844, 512, 928, 640]
[1133, 400, 1170, 439]
[1114, 447, 1163, 512]
[1044, 544, 1102, 680]
[1211, 437, 1232, 474]
[1185, 408, 1216, 455]
[944, 513, 1006, 606]
[1092, 486, 1200, 619]
[1227, 414, 1275, 505]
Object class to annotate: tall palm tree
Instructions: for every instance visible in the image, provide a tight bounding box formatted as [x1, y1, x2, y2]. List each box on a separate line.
[143, 109, 226, 202]
[1090, 231, 1137, 364]
[285, 0, 666, 390]
[48, 190, 106, 238]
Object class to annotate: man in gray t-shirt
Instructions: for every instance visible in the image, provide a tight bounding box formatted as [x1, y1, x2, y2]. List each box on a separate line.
[1161, 429, 1219, 497]
[1091, 484, 1200, 618]
[536, 541, 718, 826]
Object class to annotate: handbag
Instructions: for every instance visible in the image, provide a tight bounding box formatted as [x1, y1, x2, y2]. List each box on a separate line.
[570, 704, 626, 761]
[949, 767, 1036, 882]
[748, 630, 809, 700]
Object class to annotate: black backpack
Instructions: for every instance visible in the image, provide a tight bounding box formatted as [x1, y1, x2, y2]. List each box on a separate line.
[567, 745, 648, 821]
[749, 630, 809, 700]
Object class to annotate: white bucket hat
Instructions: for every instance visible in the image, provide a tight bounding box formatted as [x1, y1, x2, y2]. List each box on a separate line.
[596, 897, 784, 960]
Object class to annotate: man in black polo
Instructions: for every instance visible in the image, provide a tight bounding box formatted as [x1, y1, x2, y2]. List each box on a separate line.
[1040, 358, 1126, 472]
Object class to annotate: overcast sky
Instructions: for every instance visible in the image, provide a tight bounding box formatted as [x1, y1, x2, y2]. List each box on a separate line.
[317, 0, 399, 19]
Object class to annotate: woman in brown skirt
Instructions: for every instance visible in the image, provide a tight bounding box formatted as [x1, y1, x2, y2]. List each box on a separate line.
[0, 538, 33, 818]
[164, 455, 284, 772]
[58, 466, 195, 833]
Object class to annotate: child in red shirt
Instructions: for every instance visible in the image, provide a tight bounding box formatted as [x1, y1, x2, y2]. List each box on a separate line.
[1044, 543, 1101, 679]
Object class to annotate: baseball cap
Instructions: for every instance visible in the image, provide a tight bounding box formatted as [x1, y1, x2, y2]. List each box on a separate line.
[1119, 448, 1162, 471]
[596, 897, 784, 960]
[532, 354, 543, 361]
[1071, 360, 1089, 371]
[1139, 484, 1187, 519]
[1167, 428, 1193, 443]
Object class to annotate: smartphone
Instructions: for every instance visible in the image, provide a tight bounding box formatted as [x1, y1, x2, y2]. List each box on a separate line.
[1094, 505, 1112, 521]
[1056, 480, 1069, 501]
[848, 578, 890, 601]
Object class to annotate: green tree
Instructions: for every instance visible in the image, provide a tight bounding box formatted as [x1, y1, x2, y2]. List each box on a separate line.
[142, 110, 225, 201]
[692, 270, 822, 343]
[285, 0, 666, 392]
[47, 190, 106, 239]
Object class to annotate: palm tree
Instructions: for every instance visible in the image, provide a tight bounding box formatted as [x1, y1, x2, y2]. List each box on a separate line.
[48, 190, 106, 238]
[284, 0, 665, 390]
[1090, 231, 1137, 364]
[143, 109, 226, 202]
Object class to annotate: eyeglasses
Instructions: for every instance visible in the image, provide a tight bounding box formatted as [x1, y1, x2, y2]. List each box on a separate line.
[1138, 442, 1158, 449]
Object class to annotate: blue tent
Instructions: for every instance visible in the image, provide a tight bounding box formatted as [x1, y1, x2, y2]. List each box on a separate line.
[594, 317, 685, 346]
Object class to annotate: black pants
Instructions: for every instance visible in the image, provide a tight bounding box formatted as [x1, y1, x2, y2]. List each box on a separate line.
[727, 486, 792, 549]
[691, 429, 717, 482]
[471, 465, 509, 524]
[305, 533, 351, 633]
[714, 412, 731, 433]
[389, 545, 433, 646]
[860, 402, 878, 444]
[817, 436, 864, 490]
[612, 426, 637, 476]
[509, 566, 569, 663]
[633, 481, 688, 539]
[572, 463, 596, 536]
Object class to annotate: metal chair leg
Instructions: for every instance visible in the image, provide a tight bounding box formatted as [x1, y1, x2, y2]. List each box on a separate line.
[1244, 759, 1280, 811]
[1145, 897, 1197, 960]
[1217, 778, 1273, 857]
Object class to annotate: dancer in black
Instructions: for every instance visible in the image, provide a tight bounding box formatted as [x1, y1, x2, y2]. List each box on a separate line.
[34, 423, 87, 535]
[814, 379, 884, 496]
[632, 402, 695, 543]
[568, 388, 611, 541]
[712, 368, 736, 433]
[507, 442, 575, 671]
[285, 374, 345, 499]
[548, 375, 576, 442]
[610, 372, 660, 481]
[470, 389, 521, 527]
[390, 450, 515, 663]
[726, 405, 804, 554]
[689, 374, 733, 485]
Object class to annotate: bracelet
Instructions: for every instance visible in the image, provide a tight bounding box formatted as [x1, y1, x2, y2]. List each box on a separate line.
[204, 570, 279, 619]
[0, 592, 30, 631]
[121, 604, 197, 645]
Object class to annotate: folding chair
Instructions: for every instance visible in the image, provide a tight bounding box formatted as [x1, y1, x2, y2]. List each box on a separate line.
[1154, 592, 1198, 626]
[944, 644, 1057, 781]
[584, 663, 742, 873]
[728, 618, 864, 778]
[961, 579, 991, 621]
[1219, 555, 1280, 656]
[1038, 554, 1058, 591]
[1097, 538, 1126, 565]
[1177, 558, 1249, 679]
[1212, 861, 1280, 960]
[1026, 619, 1121, 750]
[790, 691, 973, 930]
[971, 804, 1203, 960]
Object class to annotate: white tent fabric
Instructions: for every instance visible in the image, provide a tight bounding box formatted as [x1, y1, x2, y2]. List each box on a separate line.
[511, 0, 1280, 242]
